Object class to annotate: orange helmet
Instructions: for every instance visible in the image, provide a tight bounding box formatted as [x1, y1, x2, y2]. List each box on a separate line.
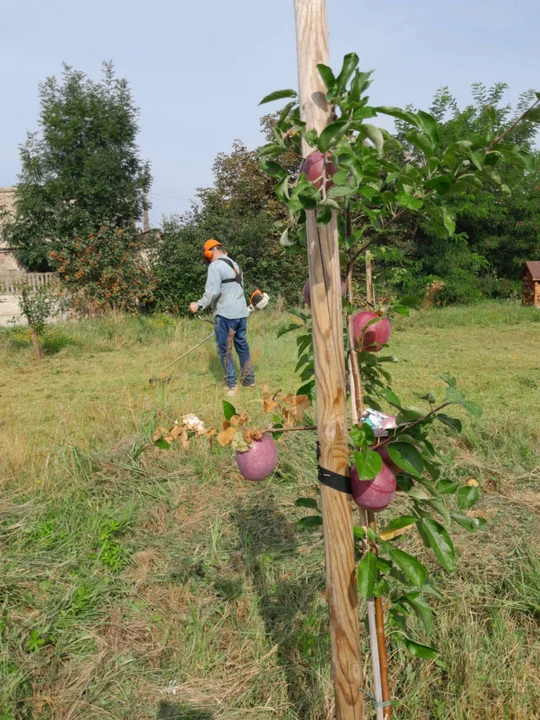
[203, 238, 222, 262]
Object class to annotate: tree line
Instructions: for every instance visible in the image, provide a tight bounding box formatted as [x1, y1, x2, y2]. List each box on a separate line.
[3, 63, 539, 313]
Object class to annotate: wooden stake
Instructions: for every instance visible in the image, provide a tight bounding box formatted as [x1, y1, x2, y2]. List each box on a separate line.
[365, 250, 375, 307]
[294, 2, 363, 717]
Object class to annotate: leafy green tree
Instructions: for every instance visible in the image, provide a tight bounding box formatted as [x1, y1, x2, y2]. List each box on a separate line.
[380, 83, 540, 302]
[4, 63, 151, 270]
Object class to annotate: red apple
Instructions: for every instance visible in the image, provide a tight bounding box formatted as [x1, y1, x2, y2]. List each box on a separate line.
[303, 278, 347, 307]
[300, 150, 338, 191]
[350, 462, 396, 511]
[235, 434, 278, 481]
[352, 311, 391, 352]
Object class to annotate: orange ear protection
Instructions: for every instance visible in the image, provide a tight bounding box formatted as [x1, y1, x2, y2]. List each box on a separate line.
[203, 239, 222, 262]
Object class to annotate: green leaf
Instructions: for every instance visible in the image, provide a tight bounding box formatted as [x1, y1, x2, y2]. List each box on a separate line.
[469, 150, 485, 171]
[380, 515, 417, 535]
[297, 187, 320, 210]
[420, 498, 452, 526]
[357, 550, 377, 598]
[259, 89, 298, 105]
[388, 442, 424, 475]
[461, 401, 482, 418]
[222, 400, 237, 421]
[350, 422, 375, 448]
[154, 438, 170, 450]
[450, 511, 480, 533]
[457, 485, 479, 510]
[336, 52, 360, 90]
[403, 592, 434, 634]
[275, 175, 290, 203]
[436, 479, 459, 495]
[375, 106, 421, 128]
[417, 110, 439, 146]
[296, 515, 323, 531]
[317, 64, 336, 90]
[442, 207, 455, 236]
[403, 636, 439, 659]
[260, 160, 286, 178]
[525, 107, 540, 122]
[354, 448, 383, 480]
[317, 204, 333, 226]
[436, 413, 462, 433]
[363, 124, 384, 156]
[295, 498, 319, 511]
[353, 525, 367, 541]
[297, 379, 316, 397]
[424, 176, 452, 195]
[389, 548, 429, 586]
[384, 387, 402, 409]
[406, 130, 435, 157]
[396, 191, 423, 210]
[318, 121, 348, 152]
[418, 518, 455, 571]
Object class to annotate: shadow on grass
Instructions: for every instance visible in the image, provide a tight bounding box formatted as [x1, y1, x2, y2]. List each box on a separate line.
[157, 701, 213, 719]
[233, 500, 328, 719]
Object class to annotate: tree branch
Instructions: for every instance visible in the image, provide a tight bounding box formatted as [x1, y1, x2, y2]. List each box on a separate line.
[486, 98, 540, 153]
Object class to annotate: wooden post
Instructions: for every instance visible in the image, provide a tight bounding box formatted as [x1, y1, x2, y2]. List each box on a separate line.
[294, 2, 363, 717]
[366, 250, 375, 307]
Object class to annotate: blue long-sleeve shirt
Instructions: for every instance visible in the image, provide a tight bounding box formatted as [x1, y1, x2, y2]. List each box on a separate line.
[197, 257, 249, 319]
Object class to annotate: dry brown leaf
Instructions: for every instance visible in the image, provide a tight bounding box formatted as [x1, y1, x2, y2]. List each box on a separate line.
[222, 420, 231, 431]
[217, 426, 238, 447]
[263, 383, 271, 400]
[230, 411, 250, 427]
[263, 398, 280, 414]
[282, 394, 310, 419]
[152, 427, 169, 442]
[251, 428, 264, 440]
[168, 424, 182, 440]
[180, 426, 190, 451]
[379, 522, 415, 542]
[206, 428, 216, 439]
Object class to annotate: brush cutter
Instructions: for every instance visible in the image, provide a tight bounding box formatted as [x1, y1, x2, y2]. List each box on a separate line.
[149, 289, 270, 384]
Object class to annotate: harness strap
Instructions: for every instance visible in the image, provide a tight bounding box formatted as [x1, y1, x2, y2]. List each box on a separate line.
[218, 257, 244, 287]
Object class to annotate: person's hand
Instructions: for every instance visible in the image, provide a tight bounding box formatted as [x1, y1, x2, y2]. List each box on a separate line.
[189, 302, 199, 314]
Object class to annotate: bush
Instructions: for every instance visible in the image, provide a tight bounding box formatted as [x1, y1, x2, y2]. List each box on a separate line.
[50, 226, 157, 315]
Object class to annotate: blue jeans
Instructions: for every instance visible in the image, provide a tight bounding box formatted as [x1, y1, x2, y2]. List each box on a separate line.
[214, 316, 255, 388]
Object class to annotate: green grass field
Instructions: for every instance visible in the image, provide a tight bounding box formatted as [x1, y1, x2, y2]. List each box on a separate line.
[0, 301, 539, 719]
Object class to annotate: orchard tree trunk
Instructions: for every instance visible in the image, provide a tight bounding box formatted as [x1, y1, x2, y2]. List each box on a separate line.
[29, 324, 44, 360]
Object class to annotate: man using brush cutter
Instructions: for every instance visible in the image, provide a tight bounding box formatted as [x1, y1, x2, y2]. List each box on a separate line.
[189, 239, 257, 397]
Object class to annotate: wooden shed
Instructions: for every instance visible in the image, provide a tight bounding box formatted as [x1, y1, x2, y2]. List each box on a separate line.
[520, 261, 540, 307]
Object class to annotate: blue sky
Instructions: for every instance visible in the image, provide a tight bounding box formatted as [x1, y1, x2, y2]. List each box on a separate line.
[1, 0, 538, 224]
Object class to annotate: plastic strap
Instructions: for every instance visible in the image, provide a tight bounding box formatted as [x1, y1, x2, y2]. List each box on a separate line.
[318, 466, 352, 494]
[316, 444, 352, 494]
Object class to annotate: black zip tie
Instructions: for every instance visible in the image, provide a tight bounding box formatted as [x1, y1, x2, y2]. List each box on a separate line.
[316, 443, 352, 495]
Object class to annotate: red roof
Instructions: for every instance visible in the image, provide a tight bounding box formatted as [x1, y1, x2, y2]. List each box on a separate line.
[520, 261, 540, 281]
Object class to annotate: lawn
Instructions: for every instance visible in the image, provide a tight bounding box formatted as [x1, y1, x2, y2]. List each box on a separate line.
[0, 301, 539, 720]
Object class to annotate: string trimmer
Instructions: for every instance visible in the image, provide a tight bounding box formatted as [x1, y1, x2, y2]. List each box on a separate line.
[149, 290, 269, 384]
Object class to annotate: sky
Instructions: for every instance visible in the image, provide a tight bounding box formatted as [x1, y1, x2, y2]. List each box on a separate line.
[0, 0, 538, 225]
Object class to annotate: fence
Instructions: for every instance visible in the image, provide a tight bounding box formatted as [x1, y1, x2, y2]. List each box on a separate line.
[0, 272, 56, 295]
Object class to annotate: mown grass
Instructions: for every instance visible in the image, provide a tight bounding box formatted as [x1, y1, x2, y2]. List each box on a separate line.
[0, 301, 538, 719]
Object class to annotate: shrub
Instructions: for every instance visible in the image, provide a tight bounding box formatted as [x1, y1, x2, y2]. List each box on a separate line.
[51, 226, 157, 315]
